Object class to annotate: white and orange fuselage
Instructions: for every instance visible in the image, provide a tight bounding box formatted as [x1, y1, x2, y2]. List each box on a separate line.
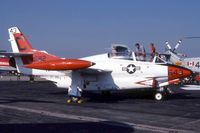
[80, 53, 191, 91]
[6, 27, 192, 99]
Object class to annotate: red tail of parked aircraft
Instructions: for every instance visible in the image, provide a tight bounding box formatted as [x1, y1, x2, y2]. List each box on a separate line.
[8, 27, 94, 71]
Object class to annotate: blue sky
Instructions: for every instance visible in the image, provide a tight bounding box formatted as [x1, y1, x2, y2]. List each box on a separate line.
[0, 0, 200, 58]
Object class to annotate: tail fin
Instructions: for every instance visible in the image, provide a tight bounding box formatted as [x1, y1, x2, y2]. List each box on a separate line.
[8, 27, 33, 53]
[8, 27, 60, 65]
[8, 27, 60, 74]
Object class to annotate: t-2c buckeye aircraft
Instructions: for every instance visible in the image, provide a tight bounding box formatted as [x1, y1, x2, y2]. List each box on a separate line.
[2, 27, 192, 103]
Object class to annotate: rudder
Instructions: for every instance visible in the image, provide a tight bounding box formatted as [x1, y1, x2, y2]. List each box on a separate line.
[8, 27, 33, 53]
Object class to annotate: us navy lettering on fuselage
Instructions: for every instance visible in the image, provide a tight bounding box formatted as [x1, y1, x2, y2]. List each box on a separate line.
[33, 56, 46, 62]
[122, 64, 140, 74]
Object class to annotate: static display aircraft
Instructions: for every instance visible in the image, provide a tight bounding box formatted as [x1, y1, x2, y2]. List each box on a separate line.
[163, 40, 200, 84]
[4, 27, 192, 103]
[0, 57, 14, 71]
[0, 50, 16, 74]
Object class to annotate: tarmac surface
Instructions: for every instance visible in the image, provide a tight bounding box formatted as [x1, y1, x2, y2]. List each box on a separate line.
[0, 78, 200, 133]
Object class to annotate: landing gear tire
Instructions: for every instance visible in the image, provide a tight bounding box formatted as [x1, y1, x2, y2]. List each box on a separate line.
[67, 96, 83, 104]
[101, 91, 111, 97]
[67, 98, 72, 103]
[77, 99, 83, 104]
[154, 92, 164, 101]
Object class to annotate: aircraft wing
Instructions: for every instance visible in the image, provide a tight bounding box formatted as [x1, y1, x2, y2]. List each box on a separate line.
[0, 52, 33, 57]
[79, 67, 112, 74]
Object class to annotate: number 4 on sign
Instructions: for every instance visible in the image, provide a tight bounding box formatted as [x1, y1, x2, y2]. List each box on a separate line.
[195, 62, 200, 68]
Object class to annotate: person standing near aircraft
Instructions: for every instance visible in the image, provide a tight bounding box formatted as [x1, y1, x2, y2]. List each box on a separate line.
[150, 43, 156, 60]
[135, 43, 146, 61]
[111, 46, 117, 56]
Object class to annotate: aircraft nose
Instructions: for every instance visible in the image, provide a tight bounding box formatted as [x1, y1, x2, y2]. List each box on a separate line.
[168, 65, 192, 80]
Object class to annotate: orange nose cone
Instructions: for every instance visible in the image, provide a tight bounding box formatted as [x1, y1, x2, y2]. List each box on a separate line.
[168, 65, 192, 80]
[182, 68, 192, 78]
[24, 59, 94, 70]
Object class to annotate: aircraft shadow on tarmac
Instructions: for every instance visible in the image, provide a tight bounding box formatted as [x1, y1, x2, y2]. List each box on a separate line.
[1, 81, 200, 103]
[83, 91, 154, 103]
[48, 88, 200, 103]
[0, 98, 56, 104]
[0, 121, 134, 133]
[48, 89, 155, 103]
[169, 92, 200, 100]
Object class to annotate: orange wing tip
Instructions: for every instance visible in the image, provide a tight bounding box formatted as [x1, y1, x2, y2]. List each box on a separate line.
[24, 59, 94, 70]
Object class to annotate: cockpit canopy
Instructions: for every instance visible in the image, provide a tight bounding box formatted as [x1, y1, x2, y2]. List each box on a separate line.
[107, 44, 167, 64]
[108, 44, 133, 60]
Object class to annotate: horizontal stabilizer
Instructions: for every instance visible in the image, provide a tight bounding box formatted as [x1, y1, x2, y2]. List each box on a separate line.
[80, 68, 112, 74]
[0, 66, 16, 71]
[0, 52, 33, 57]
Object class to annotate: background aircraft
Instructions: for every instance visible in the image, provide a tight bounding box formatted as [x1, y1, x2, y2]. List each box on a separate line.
[4, 27, 192, 103]
[0, 49, 16, 74]
[163, 39, 200, 84]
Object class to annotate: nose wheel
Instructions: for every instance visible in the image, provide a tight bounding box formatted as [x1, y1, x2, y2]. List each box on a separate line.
[154, 87, 172, 101]
[154, 92, 164, 101]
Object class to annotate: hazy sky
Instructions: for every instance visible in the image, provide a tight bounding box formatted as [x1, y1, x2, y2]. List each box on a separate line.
[0, 0, 200, 58]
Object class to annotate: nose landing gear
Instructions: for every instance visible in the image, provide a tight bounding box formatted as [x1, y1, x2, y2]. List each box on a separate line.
[154, 87, 173, 101]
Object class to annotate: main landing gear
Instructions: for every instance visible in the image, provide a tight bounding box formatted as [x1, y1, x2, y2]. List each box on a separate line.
[154, 87, 173, 101]
[67, 72, 84, 104]
[67, 96, 83, 104]
[67, 85, 83, 104]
